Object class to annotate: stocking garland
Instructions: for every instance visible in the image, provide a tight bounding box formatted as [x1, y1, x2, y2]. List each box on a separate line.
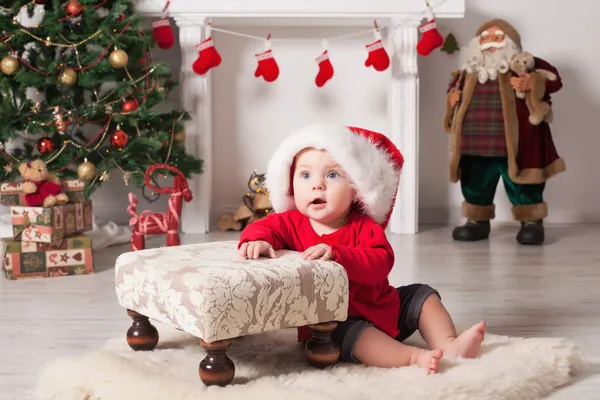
[416, 2, 444, 56]
[315, 39, 334, 87]
[186, 1, 444, 82]
[364, 22, 390, 72]
[254, 35, 279, 83]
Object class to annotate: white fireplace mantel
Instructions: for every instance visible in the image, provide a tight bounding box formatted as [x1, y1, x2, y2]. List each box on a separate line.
[135, 0, 465, 235]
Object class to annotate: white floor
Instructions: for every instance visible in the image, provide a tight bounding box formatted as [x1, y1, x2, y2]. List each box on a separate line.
[1, 224, 599, 399]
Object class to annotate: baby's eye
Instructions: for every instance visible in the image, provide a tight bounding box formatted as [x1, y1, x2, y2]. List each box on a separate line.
[327, 172, 339, 179]
[300, 172, 310, 179]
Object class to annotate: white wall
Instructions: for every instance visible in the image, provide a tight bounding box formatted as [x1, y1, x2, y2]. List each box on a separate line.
[87, 1, 600, 226]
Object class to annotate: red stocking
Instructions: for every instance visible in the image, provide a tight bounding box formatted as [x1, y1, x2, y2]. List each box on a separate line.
[364, 30, 390, 72]
[315, 50, 334, 87]
[152, 17, 175, 49]
[192, 37, 222, 75]
[417, 8, 444, 56]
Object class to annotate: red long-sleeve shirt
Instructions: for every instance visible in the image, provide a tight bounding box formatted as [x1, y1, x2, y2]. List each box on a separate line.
[238, 209, 400, 341]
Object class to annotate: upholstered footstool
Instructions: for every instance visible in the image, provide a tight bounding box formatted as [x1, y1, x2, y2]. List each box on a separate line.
[115, 240, 349, 386]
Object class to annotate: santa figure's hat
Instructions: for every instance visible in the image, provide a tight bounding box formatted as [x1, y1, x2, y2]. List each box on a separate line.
[265, 123, 404, 228]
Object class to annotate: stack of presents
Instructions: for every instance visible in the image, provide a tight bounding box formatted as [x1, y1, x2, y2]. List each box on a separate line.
[1, 162, 94, 280]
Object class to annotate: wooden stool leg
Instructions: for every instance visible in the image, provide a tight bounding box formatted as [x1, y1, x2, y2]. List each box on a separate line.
[126, 309, 159, 351]
[305, 321, 340, 369]
[199, 339, 235, 386]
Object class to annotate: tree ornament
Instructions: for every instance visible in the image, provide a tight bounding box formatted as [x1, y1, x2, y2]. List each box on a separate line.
[109, 48, 129, 69]
[59, 68, 77, 86]
[77, 158, 97, 181]
[111, 126, 129, 149]
[1, 55, 20, 76]
[52, 105, 68, 134]
[121, 98, 139, 113]
[35, 0, 47, 3]
[3, 163, 14, 174]
[66, 0, 83, 16]
[173, 131, 186, 143]
[37, 137, 55, 154]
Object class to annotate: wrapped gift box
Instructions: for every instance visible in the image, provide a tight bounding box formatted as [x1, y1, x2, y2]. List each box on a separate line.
[11, 200, 93, 244]
[0, 179, 87, 206]
[2, 234, 94, 280]
[0, 182, 26, 206]
[61, 179, 87, 202]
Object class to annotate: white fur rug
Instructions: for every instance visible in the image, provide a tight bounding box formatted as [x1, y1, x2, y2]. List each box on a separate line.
[35, 323, 587, 400]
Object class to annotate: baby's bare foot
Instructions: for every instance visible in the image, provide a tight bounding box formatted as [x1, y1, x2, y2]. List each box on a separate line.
[443, 321, 486, 359]
[415, 349, 443, 374]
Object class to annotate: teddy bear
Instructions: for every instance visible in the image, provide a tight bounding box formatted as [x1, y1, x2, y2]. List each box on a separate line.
[18, 159, 69, 208]
[509, 51, 558, 125]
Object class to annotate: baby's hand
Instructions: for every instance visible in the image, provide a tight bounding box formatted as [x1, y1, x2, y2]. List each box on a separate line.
[301, 244, 334, 261]
[238, 240, 276, 260]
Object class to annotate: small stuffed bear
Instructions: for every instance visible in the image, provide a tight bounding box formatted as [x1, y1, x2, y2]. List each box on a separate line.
[509, 51, 558, 125]
[18, 159, 69, 208]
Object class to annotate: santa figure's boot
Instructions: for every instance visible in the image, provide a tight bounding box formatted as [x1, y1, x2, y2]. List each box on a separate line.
[452, 220, 491, 241]
[512, 203, 548, 245]
[452, 202, 494, 242]
[516, 220, 545, 245]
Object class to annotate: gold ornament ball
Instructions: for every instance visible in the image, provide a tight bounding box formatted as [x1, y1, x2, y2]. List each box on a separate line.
[77, 158, 97, 181]
[109, 49, 129, 69]
[59, 68, 77, 86]
[173, 131, 186, 143]
[1, 56, 20, 76]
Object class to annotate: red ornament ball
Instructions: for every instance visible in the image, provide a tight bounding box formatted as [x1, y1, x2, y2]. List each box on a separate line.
[121, 98, 139, 113]
[110, 129, 129, 149]
[37, 137, 55, 154]
[66, 0, 83, 16]
[35, 0, 47, 4]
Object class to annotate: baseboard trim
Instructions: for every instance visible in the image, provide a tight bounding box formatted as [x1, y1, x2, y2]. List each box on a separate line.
[210, 204, 600, 227]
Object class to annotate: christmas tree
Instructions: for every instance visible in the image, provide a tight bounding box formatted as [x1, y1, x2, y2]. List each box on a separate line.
[0, 0, 203, 196]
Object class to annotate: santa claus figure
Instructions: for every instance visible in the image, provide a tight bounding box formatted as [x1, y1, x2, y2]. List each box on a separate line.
[443, 19, 565, 245]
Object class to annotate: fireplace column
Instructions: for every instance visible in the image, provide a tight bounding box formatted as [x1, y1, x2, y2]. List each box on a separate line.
[387, 18, 421, 235]
[175, 17, 213, 234]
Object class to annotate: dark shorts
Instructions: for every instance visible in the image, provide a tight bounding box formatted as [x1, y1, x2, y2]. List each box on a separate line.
[333, 283, 440, 363]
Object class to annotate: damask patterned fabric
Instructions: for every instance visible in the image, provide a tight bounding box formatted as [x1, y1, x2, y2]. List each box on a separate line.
[115, 241, 349, 343]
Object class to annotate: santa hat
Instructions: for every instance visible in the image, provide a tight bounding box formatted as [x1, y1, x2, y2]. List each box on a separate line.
[265, 123, 404, 228]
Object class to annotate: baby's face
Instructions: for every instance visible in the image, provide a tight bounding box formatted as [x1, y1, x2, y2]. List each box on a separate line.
[292, 149, 354, 225]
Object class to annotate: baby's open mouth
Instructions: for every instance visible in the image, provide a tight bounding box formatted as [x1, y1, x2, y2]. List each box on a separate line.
[311, 198, 326, 205]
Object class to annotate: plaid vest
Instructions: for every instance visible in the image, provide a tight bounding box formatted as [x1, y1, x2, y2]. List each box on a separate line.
[461, 79, 507, 157]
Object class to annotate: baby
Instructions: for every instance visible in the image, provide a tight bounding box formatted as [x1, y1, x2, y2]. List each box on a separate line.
[238, 123, 486, 374]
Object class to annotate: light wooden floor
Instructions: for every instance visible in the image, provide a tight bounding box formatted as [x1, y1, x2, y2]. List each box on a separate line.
[1, 224, 599, 399]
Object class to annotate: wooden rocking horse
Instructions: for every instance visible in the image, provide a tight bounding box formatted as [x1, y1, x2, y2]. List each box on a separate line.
[127, 164, 193, 251]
